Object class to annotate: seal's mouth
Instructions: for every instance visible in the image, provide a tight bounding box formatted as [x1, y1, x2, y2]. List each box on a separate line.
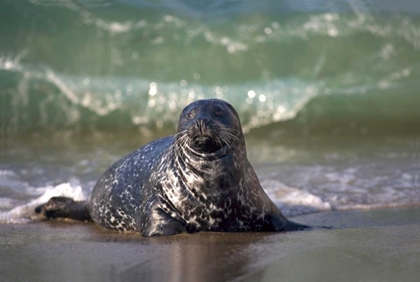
[188, 121, 222, 153]
[194, 136, 211, 143]
[190, 133, 220, 152]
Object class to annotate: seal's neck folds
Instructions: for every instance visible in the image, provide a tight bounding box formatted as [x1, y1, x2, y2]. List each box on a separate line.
[173, 140, 244, 184]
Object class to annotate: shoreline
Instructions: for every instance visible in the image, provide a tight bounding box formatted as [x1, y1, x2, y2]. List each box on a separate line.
[1, 206, 419, 282]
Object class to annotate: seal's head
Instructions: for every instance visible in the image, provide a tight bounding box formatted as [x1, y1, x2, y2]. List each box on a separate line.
[176, 99, 244, 154]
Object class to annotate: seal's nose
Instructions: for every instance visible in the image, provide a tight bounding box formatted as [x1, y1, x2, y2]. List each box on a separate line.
[195, 119, 209, 135]
[194, 110, 210, 121]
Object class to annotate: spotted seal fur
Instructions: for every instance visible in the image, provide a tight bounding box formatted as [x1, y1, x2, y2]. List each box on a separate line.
[36, 99, 308, 236]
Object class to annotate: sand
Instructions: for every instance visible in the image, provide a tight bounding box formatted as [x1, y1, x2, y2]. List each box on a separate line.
[1, 207, 419, 282]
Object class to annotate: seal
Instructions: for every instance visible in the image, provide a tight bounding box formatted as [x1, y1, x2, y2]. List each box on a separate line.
[36, 99, 308, 236]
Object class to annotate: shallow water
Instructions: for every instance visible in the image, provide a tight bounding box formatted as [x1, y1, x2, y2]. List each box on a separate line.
[1, 132, 419, 223]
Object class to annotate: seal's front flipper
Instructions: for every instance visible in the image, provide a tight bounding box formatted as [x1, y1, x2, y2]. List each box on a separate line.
[283, 220, 311, 231]
[140, 207, 186, 237]
[35, 197, 92, 221]
[265, 212, 310, 232]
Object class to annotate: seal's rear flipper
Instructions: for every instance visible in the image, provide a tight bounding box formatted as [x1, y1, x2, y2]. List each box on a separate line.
[35, 197, 92, 221]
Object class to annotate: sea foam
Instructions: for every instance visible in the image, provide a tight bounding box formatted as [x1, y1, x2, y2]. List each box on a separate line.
[0, 183, 86, 224]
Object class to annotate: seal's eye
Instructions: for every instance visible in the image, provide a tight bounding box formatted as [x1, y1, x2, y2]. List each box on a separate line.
[186, 111, 195, 119]
[214, 109, 225, 118]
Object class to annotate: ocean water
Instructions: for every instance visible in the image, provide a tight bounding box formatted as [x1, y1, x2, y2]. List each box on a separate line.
[1, 0, 420, 223]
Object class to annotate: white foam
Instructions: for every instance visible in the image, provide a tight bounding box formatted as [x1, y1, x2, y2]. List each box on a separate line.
[0, 198, 17, 210]
[261, 179, 331, 217]
[0, 183, 86, 224]
[259, 162, 420, 214]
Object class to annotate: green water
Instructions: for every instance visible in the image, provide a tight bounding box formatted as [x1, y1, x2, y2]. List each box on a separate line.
[1, 0, 420, 136]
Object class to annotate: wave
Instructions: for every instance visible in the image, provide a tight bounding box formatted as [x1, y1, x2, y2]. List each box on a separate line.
[1, 0, 420, 137]
[1, 64, 419, 137]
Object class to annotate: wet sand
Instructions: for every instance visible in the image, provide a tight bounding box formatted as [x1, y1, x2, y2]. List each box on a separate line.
[1, 207, 419, 282]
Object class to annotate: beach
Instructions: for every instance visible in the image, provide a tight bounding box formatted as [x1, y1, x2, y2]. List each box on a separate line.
[1, 206, 419, 282]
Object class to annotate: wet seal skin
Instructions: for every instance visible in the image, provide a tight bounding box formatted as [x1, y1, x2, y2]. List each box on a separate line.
[36, 99, 308, 237]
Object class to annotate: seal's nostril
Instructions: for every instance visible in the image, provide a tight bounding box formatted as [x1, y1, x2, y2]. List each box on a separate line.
[195, 119, 207, 134]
